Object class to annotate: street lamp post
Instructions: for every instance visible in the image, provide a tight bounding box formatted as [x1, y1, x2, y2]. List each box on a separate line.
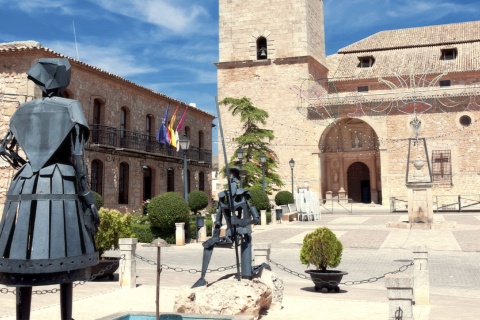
[179, 135, 191, 202]
[289, 158, 295, 195]
[236, 147, 244, 188]
[260, 153, 266, 192]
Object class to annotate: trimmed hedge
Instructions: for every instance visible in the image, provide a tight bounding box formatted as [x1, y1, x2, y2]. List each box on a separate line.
[148, 192, 190, 244]
[188, 190, 209, 214]
[95, 208, 134, 256]
[247, 187, 270, 211]
[275, 190, 294, 205]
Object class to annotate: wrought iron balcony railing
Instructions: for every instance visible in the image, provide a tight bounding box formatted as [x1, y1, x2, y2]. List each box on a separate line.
[88, 124, 212, 164]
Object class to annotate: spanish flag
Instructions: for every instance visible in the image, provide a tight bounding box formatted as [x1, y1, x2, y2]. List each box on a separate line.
[167, 106, 178, 148]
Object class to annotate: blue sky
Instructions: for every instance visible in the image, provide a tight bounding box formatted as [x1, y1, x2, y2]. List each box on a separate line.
[1, 0, 479, 154]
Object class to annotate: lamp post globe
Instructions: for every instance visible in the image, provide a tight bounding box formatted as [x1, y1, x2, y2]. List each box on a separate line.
[289, 158, 295, 195]
[179, 135, 191, 202]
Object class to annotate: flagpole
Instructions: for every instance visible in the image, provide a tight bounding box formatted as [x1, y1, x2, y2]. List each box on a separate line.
[215, 96, 241, 281]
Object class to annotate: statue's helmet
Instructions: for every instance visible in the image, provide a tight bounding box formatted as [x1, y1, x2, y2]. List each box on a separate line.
[27, 58, 71, 97]
[224, 166, 247, 180]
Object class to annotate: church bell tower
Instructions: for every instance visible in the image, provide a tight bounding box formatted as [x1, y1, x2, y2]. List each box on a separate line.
[216, 0, 328, 194]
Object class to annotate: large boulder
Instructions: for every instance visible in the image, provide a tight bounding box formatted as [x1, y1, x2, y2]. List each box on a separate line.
[174, 267, 283, 319]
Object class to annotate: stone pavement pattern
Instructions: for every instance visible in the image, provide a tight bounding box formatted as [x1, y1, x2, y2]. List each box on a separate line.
[0, 211, 479, 319]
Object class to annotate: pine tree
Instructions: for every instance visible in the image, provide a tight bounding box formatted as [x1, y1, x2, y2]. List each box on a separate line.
[220, 97, 284, 192]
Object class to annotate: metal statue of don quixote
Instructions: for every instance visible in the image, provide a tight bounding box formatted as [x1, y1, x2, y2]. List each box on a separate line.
[0, 58, 99, 320]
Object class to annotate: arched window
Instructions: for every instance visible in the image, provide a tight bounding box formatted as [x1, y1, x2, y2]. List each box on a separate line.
[199, 171, 205, 191]
[184, 126, 191, 139]
[91, 160, 103, 195]
[257, 37, 267, 60]
[143, 166, 153, 201]
[167, 167, 175, 192]
[119, 162, 129, 204]
[92, 99, 103, 143]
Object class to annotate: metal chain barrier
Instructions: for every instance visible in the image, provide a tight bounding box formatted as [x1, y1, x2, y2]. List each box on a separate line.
[0, 255, 126, 296]
[134, 253, 236, 274]
[269, 258, 414, 286]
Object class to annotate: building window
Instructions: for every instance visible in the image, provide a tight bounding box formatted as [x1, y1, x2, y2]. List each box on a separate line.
[90, 160, 103, 195]
[184, 126, 191, 139]
[199, 171, 205, 191]
[119, 162, 129, 204]
[120, 107, 128, 147]
[146, 114, 153, 152]
[92, 99, 103, 143]
[358, 56, 375, 68]
[441, 48, 457, 60]
[439, 80, 451, 87]
[357, 86, 369, 92]
[459, 115, 472, 127]
[167, 167, 174, 192]
[256, 36, 267, 60]
[432, 150, 452, 183]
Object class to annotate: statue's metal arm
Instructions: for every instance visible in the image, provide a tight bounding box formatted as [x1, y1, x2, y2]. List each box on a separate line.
[0, 130, 27, 169]
[71, 124, 99, 235]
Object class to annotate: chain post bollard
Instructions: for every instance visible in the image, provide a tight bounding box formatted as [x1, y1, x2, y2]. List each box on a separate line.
[254, 243, 271, 265]
[385, 273, 414, 320]
[119, 238, 138, 289]
[175, 222, 185, 246]
[413, 245, 429, 305]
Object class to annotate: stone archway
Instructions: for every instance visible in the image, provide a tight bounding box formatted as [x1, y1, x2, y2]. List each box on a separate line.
[347, 162, 371, 203]
[319, 118, 382, 204]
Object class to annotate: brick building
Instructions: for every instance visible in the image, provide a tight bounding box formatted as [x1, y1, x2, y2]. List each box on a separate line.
[217, 0, 480, 207]
[0, 41, 214, 214]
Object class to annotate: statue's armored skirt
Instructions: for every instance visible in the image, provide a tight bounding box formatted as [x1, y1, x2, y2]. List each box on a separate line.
[0, 98, 98, 283]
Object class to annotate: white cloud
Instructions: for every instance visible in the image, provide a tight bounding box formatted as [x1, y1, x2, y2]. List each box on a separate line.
[43, 40, 156, 77]
[93, 0, 210, 34]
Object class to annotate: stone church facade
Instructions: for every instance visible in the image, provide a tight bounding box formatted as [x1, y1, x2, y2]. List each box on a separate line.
[0, 41, 214, 214]
[217, 0, 480, 207]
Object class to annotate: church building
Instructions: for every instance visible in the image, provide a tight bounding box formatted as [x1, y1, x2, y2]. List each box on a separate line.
[216, 0, 480, 207]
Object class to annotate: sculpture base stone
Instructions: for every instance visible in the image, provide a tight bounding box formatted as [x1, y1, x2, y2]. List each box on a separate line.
[406, 182, 433, 224]
[174, 267, 283, 320]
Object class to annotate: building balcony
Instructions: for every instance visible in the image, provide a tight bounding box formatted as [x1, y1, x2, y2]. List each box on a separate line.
[87, 124, 212, 165]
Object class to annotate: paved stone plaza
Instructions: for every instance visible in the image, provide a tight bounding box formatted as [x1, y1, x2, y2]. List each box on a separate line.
[0, 210, 479, 319]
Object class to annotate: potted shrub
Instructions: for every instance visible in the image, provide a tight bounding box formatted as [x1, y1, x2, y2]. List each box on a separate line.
[300, 227, 347, 293]
[93, 208, 135, 280]
[275, 190, 294, 206]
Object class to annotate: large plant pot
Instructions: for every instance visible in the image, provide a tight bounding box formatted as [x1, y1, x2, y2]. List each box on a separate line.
[90, 257, 120, 281]
[305, 270, 348, 293]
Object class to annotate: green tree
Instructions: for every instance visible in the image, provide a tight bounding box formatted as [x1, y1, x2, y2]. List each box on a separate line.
[220, 97, 283, 192]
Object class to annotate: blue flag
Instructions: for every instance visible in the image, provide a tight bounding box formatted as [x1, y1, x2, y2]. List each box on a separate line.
[156, 103, 170, 144]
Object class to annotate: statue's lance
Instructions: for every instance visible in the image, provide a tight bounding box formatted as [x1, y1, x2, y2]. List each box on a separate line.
[215, 96, 241, 281]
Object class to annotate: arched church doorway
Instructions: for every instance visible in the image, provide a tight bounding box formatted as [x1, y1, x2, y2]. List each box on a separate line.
[347, 162, 371, 203]
[319, 118, 382, 204]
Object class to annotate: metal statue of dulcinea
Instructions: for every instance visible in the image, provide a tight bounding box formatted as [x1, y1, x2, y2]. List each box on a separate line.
[192, 166, 260, 287]
[0, 58, 99, 319]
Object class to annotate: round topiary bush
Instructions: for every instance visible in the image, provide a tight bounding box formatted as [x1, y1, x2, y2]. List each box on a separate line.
[92, 191, 104, 210]
[188, 190, 209, 214]
[148, 192, 190, 244]
[247, 187, 270, 211]
[300, 227, 343, 271]
[275, 190, 294, 206]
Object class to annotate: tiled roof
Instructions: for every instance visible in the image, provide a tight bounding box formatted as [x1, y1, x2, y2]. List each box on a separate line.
[0, 41, 214, 118]
[339, 21, 480, 53]
[327, 21, 480, 81]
